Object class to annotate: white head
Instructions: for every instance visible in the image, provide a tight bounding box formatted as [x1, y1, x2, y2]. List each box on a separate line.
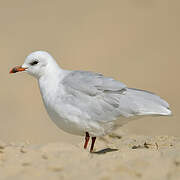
[10, 51, 60, 79]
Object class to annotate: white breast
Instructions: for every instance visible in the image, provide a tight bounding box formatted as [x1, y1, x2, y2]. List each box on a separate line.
[38, 74, 89, 136]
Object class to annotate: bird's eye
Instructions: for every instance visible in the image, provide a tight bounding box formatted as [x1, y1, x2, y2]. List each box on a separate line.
[30, 60, 39, 66]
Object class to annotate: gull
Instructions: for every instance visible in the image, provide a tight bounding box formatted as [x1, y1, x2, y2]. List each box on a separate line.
[10, 51, 172, 152]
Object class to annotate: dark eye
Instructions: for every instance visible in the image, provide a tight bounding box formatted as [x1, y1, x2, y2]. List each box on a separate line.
[30, 60, 39, 66]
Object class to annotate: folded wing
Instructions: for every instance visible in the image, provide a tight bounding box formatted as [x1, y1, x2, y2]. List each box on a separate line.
[61, 71, 171, 123]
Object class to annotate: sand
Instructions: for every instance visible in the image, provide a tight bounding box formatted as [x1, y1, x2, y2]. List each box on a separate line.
[0, 134, 179, 180]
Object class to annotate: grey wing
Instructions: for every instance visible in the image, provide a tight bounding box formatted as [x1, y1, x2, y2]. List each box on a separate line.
[62, 71, 127, 96]
[61, 71, 171, 123]
[61, 70, 130, 122]
[125, 88, 171, 116]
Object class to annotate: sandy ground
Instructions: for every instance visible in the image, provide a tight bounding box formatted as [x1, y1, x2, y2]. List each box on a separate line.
[0, 134, 180, 180]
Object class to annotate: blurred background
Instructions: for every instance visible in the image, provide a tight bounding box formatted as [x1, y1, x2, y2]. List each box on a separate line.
[1, 0, 179, 144]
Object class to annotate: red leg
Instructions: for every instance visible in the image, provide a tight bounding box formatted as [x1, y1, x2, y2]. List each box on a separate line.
[90, 137, 96, 152]
[84, 132, 90, 149]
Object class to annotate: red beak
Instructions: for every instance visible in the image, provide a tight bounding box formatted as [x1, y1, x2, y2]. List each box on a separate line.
[9, 66, 27, 74]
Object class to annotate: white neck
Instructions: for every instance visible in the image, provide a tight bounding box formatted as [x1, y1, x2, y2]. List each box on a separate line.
[38, 63, 68, 102]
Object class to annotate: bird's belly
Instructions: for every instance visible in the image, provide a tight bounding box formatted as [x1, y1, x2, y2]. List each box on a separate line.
[41, 92, 127, 137]
[44, 102, 118, 137]
[46, 106, 86, 136]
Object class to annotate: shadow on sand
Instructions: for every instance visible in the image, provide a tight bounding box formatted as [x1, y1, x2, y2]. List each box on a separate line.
[92, 148, 118, 154]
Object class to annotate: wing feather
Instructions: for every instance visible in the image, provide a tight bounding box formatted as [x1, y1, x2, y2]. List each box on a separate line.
[60, 71, 171, 124]
[62, 71, 127, 96]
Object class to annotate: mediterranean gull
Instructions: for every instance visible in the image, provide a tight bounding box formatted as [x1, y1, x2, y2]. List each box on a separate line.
[10, 51, 171, 152]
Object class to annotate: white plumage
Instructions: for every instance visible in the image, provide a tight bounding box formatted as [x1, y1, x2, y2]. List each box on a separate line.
[10, 51, 172, 152]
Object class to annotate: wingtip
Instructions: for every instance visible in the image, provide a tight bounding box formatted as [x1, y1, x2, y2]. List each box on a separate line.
[159, 108, 172, 116]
